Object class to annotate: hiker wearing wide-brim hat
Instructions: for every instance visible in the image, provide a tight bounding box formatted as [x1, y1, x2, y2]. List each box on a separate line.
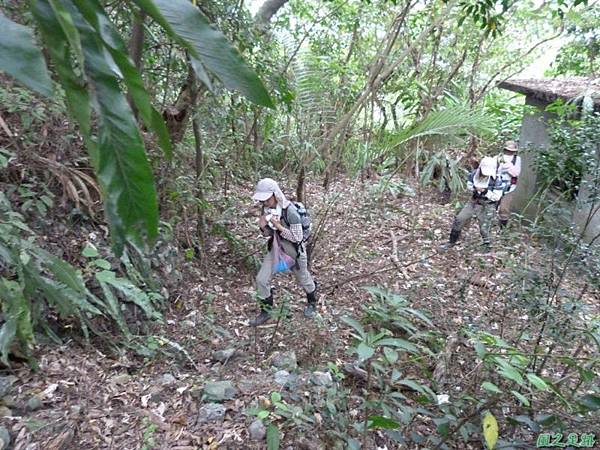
[496, 140, 522, 228]
[249, 178, 317, 326]
[444, 156, 509, 250]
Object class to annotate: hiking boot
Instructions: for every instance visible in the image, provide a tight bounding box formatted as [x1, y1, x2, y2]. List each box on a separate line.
[249, 310, 271, 326]
[449, 229, 460, 245]
[304, 302, 317, 318]
[249, 295, 273, 327]
[440, 241, 455, 251]
[304, 284, 318, 318]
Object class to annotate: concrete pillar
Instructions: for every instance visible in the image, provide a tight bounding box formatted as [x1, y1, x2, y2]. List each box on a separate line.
[512, 97, 556, 217]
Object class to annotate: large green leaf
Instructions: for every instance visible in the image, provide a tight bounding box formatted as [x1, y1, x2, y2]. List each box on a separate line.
[70, 0, 173, 158]
[133, 0, 273, 107]
[495, 357, 524, 386]
[481, 381, 502, 394]
[32, 0, 158, 253]
[510, 390, 530, 407]
[96, 270, 161, 321]
[48, 0, 84, 69]
[0, 12, 53, 96]
[62, 0, 158, 253]
[341, 316, 366, 339]
[526, 373, 549, 391]
[398, 379, 436, 400]
[357, 342, 375, 361]
[97, 278, 130, 335]
[377, 337, 419, 354]
[31, 0, 93, 152]
[266, 423, 280, 450]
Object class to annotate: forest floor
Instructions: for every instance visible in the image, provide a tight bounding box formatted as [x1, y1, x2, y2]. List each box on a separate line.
[1, 176, 598, 450]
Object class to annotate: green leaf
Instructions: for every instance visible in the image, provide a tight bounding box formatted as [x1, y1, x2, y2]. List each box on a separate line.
[376, 337, 419, 353]
[96, 277, 129, 335]
[482, 412, 498, 450]
[82, 244, 99, 258]
[0, 13, 53, 96]
[270, 392, 282, 403]
[578, 394, 600, 411]
[357, 342, 374, 361]
[70, 0, 173, 159]
[403, 307, 433, 326]
[65, 1, 158, 253]
[526, 373, 549, 391]
[31, 0, 93, 141]
[434, 417, 450, 437]
[93, 259, 112, 270]
[48, 0, 84, 69]
[46, 255, 88, 293]
[495, 358, 524, 386]
[481, 382, 502, 394]
[95, 270, 161, 321]
[266, 423, 280, 450]
[383, 347, 398, 364]
[257, 410, 269, 420]
[33, 0, 159, 254]
[367, 415, 401, 430]
[398, 379, 436, 400]
[511, 390, 530, 406]
[133, 0, 273, 107]
[341, 316, 366, 339]
[474, 341, 487, 359]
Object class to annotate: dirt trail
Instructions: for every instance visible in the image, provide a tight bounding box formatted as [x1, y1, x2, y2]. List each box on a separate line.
[2, 178, 597, 449]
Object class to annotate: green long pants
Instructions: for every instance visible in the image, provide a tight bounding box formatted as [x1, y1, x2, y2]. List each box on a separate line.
[451, 199, 496, 244]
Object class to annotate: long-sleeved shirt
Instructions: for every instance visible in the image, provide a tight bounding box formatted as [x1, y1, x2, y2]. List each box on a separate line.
[260, 205, 304, 244]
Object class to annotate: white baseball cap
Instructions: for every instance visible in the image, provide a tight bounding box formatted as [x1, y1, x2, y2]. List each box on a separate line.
[252, 178, 277, 202]
[479, 157, 497, 177]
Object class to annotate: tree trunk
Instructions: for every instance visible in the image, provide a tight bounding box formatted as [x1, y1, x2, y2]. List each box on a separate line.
[162, 67, 206, 145]
[192, 112, 207, 259]
[312, 1, 448, 164]
[296, 165, 305, 203]
[255, 0, 290, 25]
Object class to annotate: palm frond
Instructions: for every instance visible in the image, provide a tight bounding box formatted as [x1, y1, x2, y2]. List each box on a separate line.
[389, 105, 495, 150]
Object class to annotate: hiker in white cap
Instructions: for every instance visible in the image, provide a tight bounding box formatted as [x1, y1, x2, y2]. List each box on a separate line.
[249, 178, 317, 326]
[445, 156, 508, 249]
[496, 140, 522, 228]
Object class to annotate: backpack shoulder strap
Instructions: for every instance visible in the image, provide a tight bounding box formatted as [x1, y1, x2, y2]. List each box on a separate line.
[512, 154, 517, 164]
